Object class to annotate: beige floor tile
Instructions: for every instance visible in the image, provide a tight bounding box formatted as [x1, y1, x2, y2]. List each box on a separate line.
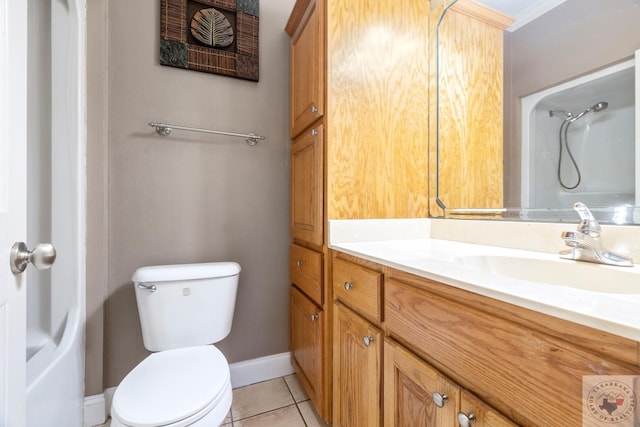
[234, 404, 305, 427]
[231, 378, 295, 420]
[298, 400, 331, 427]
[284, 374, 309, 403]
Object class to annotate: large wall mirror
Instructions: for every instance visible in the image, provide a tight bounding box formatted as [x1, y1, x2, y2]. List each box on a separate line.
[433, 0, 640, 224]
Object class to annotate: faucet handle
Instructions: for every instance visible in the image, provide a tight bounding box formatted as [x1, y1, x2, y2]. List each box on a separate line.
[573, 202, 601, 237]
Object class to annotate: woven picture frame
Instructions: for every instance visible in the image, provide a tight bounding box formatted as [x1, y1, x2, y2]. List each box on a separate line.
[160, 0, 259, 81]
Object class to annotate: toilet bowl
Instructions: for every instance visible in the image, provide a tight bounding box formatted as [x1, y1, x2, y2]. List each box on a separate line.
[111, 346, 232, 427]
[110, 262, 241, 427]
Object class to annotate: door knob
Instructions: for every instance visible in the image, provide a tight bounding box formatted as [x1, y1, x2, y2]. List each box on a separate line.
[10, 242, 56, 274]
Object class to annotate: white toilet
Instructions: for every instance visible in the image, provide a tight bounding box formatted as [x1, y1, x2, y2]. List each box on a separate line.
[110, 262, 241, 427]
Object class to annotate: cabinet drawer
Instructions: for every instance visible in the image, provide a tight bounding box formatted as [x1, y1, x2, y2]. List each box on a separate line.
[333, 258, 382, 322]
[290, 244, 322, 305]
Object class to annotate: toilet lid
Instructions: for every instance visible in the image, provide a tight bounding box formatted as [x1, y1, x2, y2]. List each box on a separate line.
[112, 345, 229, 427]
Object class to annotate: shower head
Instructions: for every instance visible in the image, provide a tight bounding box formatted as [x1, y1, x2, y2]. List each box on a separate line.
[571, 101, 608, 121]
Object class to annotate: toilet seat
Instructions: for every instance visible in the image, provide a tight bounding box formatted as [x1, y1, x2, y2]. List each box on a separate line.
[111, 345, 231, 427]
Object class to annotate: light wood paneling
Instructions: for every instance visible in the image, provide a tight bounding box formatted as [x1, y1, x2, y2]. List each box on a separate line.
[326, 0, 430, 220]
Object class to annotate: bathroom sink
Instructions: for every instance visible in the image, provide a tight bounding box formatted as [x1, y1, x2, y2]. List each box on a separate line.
[455, 255, 640, 294]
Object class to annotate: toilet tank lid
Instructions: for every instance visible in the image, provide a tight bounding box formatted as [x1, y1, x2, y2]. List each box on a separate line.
[132, 262, 241, 283]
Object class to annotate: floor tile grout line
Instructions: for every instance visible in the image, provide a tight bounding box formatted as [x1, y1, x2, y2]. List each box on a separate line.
[294, 401, 310, 427]
[231, 377, 296, 422]
[234, 403, 300, 425]
[229, 375, 322, 426]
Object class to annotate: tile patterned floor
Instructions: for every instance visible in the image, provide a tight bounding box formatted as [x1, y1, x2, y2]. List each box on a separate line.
[97, 374, 330, 427]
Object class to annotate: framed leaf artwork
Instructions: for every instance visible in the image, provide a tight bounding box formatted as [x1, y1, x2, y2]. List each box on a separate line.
[160, 0, 260, 81]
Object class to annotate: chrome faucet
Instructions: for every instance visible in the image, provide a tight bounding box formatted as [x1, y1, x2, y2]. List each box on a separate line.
[560, 202, 633, 267]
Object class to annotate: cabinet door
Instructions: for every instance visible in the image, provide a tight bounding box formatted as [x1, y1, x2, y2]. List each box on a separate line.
[458, 390, 517, 427]
[290, 125, 324, 247]
[384, 339, 460, 427]
[289, 0, 324, 137]
[290, 287, 324, 409]
[333, 302, 382, 427]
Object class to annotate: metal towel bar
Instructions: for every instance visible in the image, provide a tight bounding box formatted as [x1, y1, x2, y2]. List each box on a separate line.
[148, 122, 266, 146]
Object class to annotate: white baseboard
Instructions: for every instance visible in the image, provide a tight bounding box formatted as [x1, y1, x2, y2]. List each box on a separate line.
[83, 352, 293, 425]
[82, 393, 107, 427]
[229, 351, 294, 388]
[104, 387, 116, 419]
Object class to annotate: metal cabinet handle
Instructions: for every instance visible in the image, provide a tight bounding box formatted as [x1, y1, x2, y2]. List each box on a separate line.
[296, 259, 304, 267]
[432, 392, 449, 408]
[344, 281, 354, 291]
[310, 314, 319, 321]
[311, 128, 318, 137]
[10, 242, 56, 274]
[310, 105, 318, 113]
[363, 336, 374, 347]
[457, 412, 477, 427]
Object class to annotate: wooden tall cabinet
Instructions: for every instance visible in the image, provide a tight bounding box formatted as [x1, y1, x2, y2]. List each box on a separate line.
[286, 0, 430, 423]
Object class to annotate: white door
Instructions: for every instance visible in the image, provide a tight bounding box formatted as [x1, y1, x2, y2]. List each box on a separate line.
[0, 0, 28, 425]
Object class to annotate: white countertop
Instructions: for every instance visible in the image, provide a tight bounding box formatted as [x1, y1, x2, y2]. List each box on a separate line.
[328, 219, 640, 342]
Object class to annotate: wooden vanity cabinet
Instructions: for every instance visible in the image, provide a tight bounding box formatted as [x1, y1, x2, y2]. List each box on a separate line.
[332, 252, 640, 427]
[384, 269, 640, 426]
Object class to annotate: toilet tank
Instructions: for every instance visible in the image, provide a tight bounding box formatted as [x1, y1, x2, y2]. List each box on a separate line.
[132, 262, 241, 352]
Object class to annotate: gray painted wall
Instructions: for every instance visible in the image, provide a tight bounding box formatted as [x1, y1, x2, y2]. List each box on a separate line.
[86, 0, 296, 392]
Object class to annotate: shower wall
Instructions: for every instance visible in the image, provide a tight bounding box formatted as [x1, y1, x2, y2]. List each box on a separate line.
[522, 61, 636, 210]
